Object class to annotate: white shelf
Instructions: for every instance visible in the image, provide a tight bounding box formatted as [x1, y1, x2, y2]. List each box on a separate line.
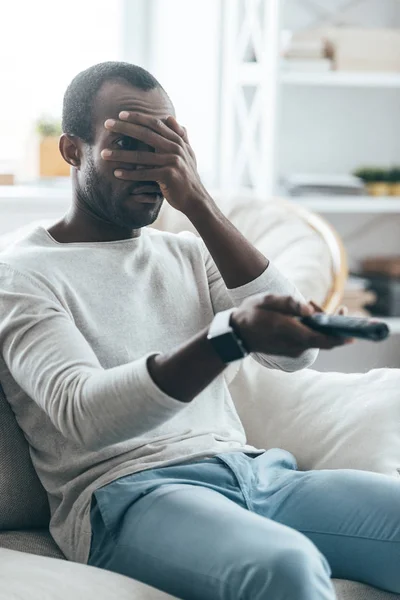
[280, 71, 400, 88]
[289, 196, 400, 213]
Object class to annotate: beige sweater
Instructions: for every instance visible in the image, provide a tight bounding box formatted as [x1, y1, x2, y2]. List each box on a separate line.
[0, 225, 317, 564]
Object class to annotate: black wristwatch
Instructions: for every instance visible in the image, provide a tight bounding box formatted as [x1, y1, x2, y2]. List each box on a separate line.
[207, 308, 249, 364]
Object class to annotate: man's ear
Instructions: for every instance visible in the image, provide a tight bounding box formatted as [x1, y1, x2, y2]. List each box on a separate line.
[59, 134, 81, 168]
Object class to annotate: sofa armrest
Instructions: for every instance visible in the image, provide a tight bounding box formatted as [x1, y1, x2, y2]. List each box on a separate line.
[0, 530, 64, 560]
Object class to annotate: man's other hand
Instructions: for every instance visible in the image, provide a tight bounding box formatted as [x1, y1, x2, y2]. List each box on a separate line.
[231, 294, 353, 359]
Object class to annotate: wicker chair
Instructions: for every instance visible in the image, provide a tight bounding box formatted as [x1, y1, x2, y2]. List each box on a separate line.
[153, 194, 348, 313]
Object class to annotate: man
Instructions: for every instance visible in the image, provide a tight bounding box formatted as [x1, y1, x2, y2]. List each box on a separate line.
[0, 62, 399, 600]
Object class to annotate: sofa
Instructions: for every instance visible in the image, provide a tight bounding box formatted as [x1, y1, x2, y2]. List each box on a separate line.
[0, 196, 399, 599]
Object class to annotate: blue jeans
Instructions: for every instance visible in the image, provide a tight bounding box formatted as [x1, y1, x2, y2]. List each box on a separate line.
[88, 449, 400, 600]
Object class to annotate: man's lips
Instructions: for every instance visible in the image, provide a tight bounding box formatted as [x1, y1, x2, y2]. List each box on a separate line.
[130, 185, 161, 195]
[127, 184, 163, 204]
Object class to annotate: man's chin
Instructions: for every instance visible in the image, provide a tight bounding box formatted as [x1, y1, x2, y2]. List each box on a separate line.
[119, 197, 164, 229]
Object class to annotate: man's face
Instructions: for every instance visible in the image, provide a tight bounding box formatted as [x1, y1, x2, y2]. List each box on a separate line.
[76, 80, 174, 230]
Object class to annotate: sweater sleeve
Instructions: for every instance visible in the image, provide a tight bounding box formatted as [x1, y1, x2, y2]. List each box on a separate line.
[198, 239, 318, 372]
[0, 265, 186, 452]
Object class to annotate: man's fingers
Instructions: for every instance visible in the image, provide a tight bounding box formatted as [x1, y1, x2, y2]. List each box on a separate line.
[119, 112, 185, 146]
[164, 116, 191, 147]
[181, 126, 190, 144]
[165, 115, 187, 140]
[276, 318, 354, 349]
[114, 167, 165, 181]
[104, 118, 179, 153]
[101, 149, 169, 165]
[165, 117, 197, 163]
[309, 299, 349, 316]
[274, 318, 353, 351]
[258, 294, 313, 317]
[306, 331, 354, 349]
[309, 300, 324, 313]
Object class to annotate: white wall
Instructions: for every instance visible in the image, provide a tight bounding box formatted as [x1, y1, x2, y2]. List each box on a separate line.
[278, 87, 400, 177]
[123, 0, 222, 188]
[0, 0, 123, 175]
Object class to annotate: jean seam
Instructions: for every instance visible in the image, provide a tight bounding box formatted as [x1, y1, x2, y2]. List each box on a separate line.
[236, 473, 253, 511]
[89, 501, 117, 565]
[299, 529, 400, 544]
[216, 457, 253, 511]
[92, 494, 120, 544]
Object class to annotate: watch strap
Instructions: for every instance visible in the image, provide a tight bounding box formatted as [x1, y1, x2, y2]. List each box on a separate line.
[207, 308, 249, 364]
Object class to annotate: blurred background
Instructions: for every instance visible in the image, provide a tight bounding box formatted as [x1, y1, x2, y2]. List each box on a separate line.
[1, 0, 400, 373]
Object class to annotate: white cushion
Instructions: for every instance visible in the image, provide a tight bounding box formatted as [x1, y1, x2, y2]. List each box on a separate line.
[230, 359, 400, 477]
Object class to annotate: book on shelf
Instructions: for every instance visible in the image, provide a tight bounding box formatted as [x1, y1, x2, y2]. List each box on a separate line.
[282, 174, 366, 197]
[281, 30, 327, 61]
[327, 28, 400, 73]
[282, 27, 400, 73]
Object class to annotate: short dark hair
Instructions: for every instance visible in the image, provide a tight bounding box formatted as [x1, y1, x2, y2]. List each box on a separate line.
[62, 61, 163, 143]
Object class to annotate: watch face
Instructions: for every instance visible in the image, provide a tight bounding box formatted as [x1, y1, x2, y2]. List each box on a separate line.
[208, 330, 248, 363]
[207, 309, 249, 363]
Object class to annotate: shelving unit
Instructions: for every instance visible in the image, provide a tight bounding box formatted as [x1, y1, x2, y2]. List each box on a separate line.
[277, 1, 400, 365]
[219, 0, 280, 197]
[220, 0, 400, 371]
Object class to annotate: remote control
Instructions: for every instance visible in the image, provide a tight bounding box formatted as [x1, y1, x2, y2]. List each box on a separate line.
[299, 314, 390, 342]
